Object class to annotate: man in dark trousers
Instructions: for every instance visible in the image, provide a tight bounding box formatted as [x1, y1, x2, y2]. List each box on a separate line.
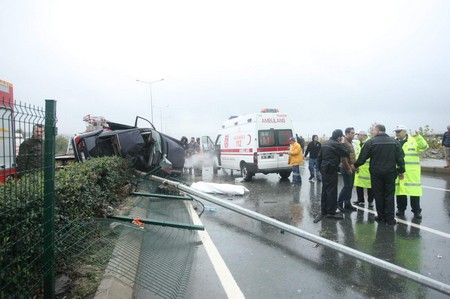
[315, 129, 349, 222]
[296, 134, 305, 152]
[337, 127, 357, 212]
[304, 134, 322, 182]
[354, 124, 405, 225]
[443, 125, 450, 168]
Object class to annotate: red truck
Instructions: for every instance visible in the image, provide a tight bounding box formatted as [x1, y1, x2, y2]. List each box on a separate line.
[0, 79, 17, 182]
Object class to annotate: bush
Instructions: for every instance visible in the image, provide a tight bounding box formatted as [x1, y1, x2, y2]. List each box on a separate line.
[418, 125, 441, 149]
[55, 156, 133, 222]
[56, 135, 69, 155]
[0, 156, 134, 297]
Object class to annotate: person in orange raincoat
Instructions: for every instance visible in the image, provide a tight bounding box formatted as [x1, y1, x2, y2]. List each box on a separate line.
[287, 137, 303, 184]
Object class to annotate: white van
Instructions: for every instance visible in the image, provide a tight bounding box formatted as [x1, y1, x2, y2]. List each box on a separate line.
[203, 108, 294, 181]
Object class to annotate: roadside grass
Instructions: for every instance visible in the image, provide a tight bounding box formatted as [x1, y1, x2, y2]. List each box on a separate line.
[57, 195, 136, 298]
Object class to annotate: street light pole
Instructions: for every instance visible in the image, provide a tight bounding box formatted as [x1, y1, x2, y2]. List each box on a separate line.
[136, 78, 164, 124]
[153, 105, 169, 132]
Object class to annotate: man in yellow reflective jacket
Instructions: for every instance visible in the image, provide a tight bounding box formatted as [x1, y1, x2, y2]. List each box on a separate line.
[353, 130, 374, 208]
[394, 125, 429, 219]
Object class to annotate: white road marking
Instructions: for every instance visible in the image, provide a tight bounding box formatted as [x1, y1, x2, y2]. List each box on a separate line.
[355, 206, 450, 239]
[187, 202, 246, 299]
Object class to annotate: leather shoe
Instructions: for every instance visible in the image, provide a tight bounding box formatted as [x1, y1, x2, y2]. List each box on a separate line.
[395, 210, 405, 217]
[374, 216, 385, 223]
[337, 205, 345, 213]
[313, 214, 325, 223]
[386, 219, 397, 225]
[414, 212, 422, 219]
[368, 203, 374, 208]
[352, 201, 364, 206]
[327, 212, 344, 219]
[345, 204, 357, 211]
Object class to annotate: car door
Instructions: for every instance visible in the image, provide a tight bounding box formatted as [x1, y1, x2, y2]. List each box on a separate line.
[201, 135, 220, 168]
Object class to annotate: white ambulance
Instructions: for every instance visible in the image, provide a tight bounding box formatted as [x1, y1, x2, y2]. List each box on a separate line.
[203, 108, 294, 181]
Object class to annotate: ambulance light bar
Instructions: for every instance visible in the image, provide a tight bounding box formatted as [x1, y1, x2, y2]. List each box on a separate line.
[261, 108, 279, 113]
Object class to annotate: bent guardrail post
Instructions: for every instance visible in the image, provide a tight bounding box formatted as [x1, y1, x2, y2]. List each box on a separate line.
[149, 175, 450, 297]
[131, 191, 193, 201]
[142, 166, 162, 178]
[108, 215, 204, 231]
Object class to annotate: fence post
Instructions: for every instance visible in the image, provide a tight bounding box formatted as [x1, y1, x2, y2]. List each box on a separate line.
[43, 100, 57, 298]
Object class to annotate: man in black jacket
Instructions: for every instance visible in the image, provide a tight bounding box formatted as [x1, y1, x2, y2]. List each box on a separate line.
[304, 134, 322, 181]
[17, 124, 44, 178]
[443, 125, 450, 168]
[354, 124, 405, 225]
[316, 129, 349, 220]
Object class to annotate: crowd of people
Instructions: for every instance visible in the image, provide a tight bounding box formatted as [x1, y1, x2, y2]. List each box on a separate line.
[305, 123, 434, 226]
[180, 136, 203, 176]
[15, 122, 449, 224]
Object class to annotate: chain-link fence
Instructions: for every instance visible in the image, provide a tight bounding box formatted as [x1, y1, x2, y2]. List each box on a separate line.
[0, 99, 57, 298]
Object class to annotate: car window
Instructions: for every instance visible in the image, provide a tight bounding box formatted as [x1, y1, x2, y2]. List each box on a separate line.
[259, 129, 292, 147]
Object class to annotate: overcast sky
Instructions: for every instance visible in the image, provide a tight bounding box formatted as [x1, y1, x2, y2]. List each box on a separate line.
[1, 0, 449, 140]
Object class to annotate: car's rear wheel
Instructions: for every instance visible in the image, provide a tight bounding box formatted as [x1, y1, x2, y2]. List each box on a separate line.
[240, 163, 253, 182]
[279, 170, 291, 179]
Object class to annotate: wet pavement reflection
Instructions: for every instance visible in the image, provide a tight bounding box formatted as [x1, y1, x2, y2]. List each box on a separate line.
[185, 166, 450, 298]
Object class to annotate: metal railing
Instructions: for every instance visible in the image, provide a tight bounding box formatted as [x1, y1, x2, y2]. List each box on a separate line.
[0, 99, 57, 298]
[150, 175, 450, 297]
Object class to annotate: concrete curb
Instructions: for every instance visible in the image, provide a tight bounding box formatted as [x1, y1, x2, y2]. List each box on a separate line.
[94, 199, 147, 299]
[421, 166, 450, 176]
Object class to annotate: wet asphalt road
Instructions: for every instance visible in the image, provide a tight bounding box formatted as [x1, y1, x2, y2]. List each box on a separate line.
[189, 165, 450, 298]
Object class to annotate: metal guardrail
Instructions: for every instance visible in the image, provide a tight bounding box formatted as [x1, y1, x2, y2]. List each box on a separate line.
[149, 175, 450, 297]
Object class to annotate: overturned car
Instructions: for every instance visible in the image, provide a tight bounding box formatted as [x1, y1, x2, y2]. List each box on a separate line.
[71, 116, 185, 175]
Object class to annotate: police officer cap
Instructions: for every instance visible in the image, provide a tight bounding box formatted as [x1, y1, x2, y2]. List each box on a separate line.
[289, 137, 296, 142]
[356, 130, 367, 135]
[394, 125, 408, 132]
[331, 129, 344, 139]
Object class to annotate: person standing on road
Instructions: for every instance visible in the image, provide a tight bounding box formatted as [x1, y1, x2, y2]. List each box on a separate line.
[443, 125, 450, 168]
[315, 129, 349, 221]
[193, 137, 203, 176]
[394, 125, 429, 219]
[185, 137, 197, 175]
[304, 134, 322, 182]
[337, 127, 357, 212]
[287, 136, 303, 184]
[296, 134, 305, 153]
[354, 124, 405, 225]
[353, 130, 374, 208]
[17, 124, 45, 178]
[180, 136, 190, 174]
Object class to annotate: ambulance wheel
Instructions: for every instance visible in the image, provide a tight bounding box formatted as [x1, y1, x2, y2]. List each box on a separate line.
[240, 163, 253, 182]
[279, 171, 291, 179]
